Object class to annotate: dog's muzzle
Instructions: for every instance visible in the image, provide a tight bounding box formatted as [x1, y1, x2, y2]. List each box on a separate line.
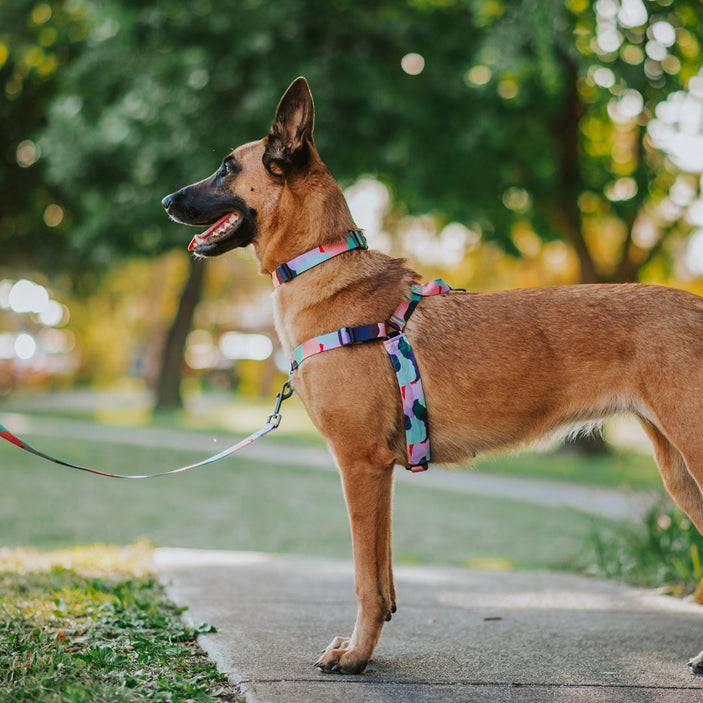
[162, 189, 257, 257]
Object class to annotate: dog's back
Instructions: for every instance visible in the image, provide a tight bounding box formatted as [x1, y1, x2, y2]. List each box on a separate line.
[403, 283, 703, 462]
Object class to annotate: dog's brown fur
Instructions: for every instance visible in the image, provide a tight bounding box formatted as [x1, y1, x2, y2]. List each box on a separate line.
[164, 78, 703, 675]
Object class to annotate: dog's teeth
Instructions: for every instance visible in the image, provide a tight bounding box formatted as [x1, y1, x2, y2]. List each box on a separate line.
[188, 212, 239, 251]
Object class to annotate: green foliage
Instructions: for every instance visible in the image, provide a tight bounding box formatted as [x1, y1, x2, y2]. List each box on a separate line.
[590, 503, 703, 598]
[0, 566, 240, 702]
[0, 0, 695, 279]
[0, 0, 700, 289]
[0, 0, 88, 271]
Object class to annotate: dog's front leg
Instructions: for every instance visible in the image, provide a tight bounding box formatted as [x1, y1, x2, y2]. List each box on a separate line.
[315, 454, 395, 674]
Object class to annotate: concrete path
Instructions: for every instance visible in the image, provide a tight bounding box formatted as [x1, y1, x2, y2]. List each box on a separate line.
[0, 412, 657, 521]
[156, 548, 703, 703]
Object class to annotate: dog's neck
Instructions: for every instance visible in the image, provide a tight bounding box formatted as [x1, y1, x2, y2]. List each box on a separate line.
[252, 156, 358, 277]
[255, 148, 418, 357]
[269, 244, 417, 359]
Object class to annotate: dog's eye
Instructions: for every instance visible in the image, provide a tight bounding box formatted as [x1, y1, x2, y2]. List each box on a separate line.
[223, 160, 239, 176]
[218, 161, 238, 179]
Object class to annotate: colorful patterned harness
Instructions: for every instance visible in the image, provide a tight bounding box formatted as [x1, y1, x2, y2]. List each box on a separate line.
[277, 230, 455, 472]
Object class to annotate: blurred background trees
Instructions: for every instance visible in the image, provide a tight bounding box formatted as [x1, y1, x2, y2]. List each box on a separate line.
[1, 0, 702, 409]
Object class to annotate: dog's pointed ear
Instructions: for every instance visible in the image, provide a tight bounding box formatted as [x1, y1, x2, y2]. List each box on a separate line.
[264, 77, 315, 174]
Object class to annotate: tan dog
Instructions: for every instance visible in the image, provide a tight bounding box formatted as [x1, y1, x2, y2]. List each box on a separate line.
[163, 77, 703, 675]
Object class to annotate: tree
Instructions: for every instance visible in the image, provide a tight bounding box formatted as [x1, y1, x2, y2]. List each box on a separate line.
[0, 0, 87, 272]
[4, 0, 701, 405]
[32, 0, 492, 407]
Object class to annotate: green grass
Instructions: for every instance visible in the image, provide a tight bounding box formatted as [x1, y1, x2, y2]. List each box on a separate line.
[0, 545, 242, 703]
[0, 431, 619, 572]
[474, 448, 660, 490]
[589, 502, 703, 599]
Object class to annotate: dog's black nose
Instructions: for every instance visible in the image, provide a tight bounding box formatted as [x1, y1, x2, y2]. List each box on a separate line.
[162, 194, 174, 210]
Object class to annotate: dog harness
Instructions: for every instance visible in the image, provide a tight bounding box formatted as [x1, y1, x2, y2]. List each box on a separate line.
[277, 230, 455, 472]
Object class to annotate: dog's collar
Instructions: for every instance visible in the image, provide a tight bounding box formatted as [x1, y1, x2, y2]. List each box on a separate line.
[271, 230, 367, 287]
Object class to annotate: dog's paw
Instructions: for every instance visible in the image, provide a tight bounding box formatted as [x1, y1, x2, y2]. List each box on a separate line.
[688, 650, 703, 674]
[314, 637, 368, 674]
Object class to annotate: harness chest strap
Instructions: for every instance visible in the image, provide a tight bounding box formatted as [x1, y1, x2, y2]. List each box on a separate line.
[278, 234, 454, 472]
[381, 279, 454, 471]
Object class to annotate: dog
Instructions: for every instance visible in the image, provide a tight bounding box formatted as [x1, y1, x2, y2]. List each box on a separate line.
[162, 77, 703, 675]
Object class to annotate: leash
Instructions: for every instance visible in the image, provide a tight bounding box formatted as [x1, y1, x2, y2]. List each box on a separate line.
[0, 379, 293, 479]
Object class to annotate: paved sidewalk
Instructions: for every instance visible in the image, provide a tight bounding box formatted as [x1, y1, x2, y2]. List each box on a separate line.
[156, 548, 703, 703]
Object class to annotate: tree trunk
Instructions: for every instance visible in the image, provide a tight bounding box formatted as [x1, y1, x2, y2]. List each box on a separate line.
[155, 257, 206, 410]
[554, 56, 600, 284]
[553, 52, 609, 454]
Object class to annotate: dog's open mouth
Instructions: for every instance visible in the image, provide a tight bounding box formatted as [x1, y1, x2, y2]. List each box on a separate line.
[188, 211, 242, 252]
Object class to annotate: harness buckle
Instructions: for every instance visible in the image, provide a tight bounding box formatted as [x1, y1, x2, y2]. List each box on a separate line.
[275, 262, 295, 283]
[337, 326, 355, 346]
[349, 230, 368, 250]
[385, 322, 402, 337]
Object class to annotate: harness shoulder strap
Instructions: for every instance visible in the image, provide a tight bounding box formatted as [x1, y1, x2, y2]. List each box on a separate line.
[389, 278, 454, 332]
[289, 278, 457, 472]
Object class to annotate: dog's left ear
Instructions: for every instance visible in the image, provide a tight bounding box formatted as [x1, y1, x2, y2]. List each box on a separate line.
[264, 77, 315, 175]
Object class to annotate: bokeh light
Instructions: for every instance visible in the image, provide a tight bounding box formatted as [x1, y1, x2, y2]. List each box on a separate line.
[401, 52, 425, 76]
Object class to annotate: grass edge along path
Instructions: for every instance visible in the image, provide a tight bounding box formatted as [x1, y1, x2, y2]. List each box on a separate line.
[0, 542, 244, 703]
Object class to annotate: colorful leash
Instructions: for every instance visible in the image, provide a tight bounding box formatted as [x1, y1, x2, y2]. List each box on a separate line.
[0, 380, 293, 479]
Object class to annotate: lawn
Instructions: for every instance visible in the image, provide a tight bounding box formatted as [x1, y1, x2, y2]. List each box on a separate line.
[0, 544, 241, 702]
[0, 426, 625, 573]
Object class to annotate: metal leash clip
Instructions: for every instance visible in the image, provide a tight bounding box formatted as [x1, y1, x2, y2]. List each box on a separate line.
[267, 379, 294, 428]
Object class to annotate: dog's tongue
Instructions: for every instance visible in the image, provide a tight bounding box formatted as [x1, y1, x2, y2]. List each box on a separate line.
[187, 212, 240, 251]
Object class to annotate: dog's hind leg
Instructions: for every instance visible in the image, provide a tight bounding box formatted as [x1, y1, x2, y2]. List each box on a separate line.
[388, 536, 397, 617]
[639, 416, 703, 674]
[315, 449, 396, 675]
[639, 417, 703, 532]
